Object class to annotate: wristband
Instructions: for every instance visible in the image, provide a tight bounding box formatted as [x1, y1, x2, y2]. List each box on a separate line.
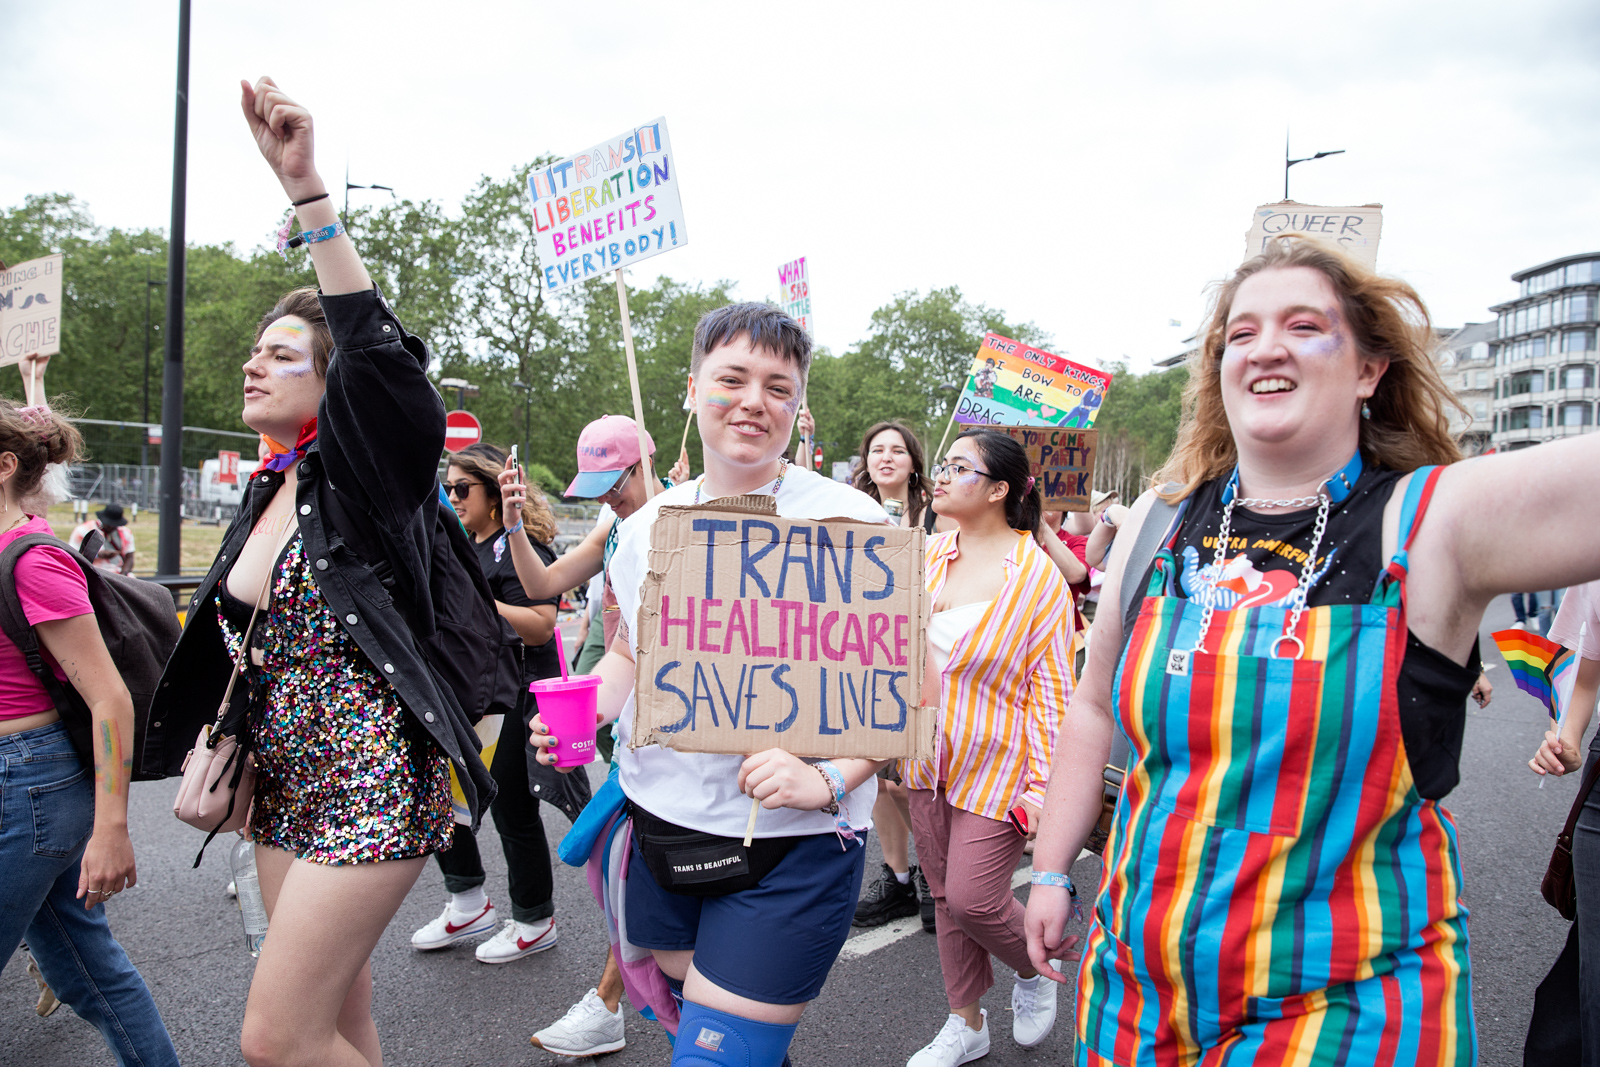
[503, 519, 524, 537]
[292, 192, 330, 206]
[298, 221, 346, 246]
[1030, 870, 1074, 890]
[810, 760, 858, 849]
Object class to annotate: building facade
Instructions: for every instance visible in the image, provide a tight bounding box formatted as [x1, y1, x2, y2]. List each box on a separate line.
[1491, 252, 1600, 451]
[1437, 321, 1496, 456]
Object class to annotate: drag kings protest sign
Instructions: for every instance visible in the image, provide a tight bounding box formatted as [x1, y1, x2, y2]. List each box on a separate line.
[976, 425, 1098, 512]
[1245, 201, 1383, 269]
[0, 254, 63, 365]
[526, 118, 688, 292]
[778, 256, 812, 336]
[954, 332, 1113, 430]
[633, 496, 935, 761]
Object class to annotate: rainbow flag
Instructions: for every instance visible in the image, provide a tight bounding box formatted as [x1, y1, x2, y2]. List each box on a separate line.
[1491, 628, 1577, 720]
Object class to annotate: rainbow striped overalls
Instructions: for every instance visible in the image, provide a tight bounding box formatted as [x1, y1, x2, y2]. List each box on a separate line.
[1077, 468, 1475, 1065]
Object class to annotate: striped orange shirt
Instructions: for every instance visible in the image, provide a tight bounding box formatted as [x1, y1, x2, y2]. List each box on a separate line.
[902, 529, 1074, 818]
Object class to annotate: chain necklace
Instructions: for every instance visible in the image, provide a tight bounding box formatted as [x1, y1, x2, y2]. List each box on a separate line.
[1188, 478, 1335, 662]
[694, 459, 788, 506]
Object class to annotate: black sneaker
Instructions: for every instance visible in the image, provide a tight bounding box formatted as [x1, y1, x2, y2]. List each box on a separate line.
[853, 863, 920, 927]
[915, 867, 936, 932]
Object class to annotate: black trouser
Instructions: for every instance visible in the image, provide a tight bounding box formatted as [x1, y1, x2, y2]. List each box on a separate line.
[435, 703, 555, 923]
[1526, 741, 1600, 1066]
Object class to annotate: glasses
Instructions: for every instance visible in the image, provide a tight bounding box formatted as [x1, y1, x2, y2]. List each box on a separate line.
[597, 464, 637, 501]
[930, 462, 994, 483]
[443, 481, 487, 499]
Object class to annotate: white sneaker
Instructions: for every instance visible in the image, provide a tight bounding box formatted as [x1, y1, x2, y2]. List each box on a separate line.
[1012, 963, 1061, 1047]
[531, 987, 626, 1056]
[410, 898, 498, 950]
[907, 1010, 990, 1066]
[474, 917, 558, 963]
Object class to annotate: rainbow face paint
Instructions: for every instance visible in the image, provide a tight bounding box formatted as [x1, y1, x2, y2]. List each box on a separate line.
[705, 389, 736, 409]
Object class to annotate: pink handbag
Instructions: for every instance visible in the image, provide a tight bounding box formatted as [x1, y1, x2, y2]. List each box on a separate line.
[175, 526, 290, 837]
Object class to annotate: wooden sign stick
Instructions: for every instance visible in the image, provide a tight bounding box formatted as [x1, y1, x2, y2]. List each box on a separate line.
[615, 269, 656, 499]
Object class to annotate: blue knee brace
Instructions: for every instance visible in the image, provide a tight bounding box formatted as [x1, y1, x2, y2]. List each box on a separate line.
[671, 1001, 797, 1067]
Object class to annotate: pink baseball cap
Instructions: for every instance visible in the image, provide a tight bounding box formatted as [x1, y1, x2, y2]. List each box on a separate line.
[565, 415, 656, 498]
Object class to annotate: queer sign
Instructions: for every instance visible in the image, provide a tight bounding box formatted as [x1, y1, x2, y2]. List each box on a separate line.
[1245, 201, 1383, 269]
[974, 425, 1097, 512]
[0, 254, 63, 364]
[954, 332, 1112, 431]
[633, 496, 933, 760]
[526, 118, 688, 292]
[778, 256, 811, 336]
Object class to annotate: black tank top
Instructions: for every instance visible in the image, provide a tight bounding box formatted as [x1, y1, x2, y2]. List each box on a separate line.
[1162, 464, 1479, 800]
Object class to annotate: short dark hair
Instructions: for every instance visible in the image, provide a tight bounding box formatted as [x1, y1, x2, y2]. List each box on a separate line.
[691, 303, 812, 380]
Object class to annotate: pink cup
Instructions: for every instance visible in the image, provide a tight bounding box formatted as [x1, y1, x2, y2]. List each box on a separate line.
[530, 675, 603, 767]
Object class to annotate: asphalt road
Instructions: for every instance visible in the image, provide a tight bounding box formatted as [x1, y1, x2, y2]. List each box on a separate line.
[2, 597, 1586, 1066]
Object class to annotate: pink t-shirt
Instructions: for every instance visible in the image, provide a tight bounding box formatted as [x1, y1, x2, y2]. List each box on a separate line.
[0, 516, 92, 720]
[1548, 581, 1600, 660]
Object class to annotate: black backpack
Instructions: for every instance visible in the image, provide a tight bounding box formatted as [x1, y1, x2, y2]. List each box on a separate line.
[0, 532, 182, 780]
[318, 483, 524, 726]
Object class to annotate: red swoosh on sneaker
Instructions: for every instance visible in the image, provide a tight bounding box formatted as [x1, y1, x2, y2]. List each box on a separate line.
[444, 905, 491, 934]
[516, 926, 553, 951]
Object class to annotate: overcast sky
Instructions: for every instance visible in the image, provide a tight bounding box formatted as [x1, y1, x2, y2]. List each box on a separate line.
[4, 0, 1598, 372]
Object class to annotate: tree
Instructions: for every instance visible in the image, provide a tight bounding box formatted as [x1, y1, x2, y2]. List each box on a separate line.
[1090, 361, 1188, 500]
[805, 286, 1048, 468]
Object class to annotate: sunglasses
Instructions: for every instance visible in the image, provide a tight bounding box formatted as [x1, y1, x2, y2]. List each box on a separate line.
[443, 480, 488, 499]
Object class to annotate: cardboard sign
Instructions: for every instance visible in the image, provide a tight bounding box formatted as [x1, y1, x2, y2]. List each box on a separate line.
[632, 495, 934, 760]
[975, 425, 1097, 512]
[954, 332, 1112, 430]
[778, 256, 812, 336]
[0, 254, 64, 364]
[526, 118, 688, 292]
[1245, 201, 1383, 269]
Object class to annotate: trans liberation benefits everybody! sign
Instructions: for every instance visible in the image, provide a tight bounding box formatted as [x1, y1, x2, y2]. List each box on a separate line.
[526, 118, 688, 291]
[954, 332, 1112, 431]
[633, 496, 934, 761]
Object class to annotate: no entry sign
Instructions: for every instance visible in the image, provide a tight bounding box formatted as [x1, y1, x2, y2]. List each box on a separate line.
[444, 410, 483, 453]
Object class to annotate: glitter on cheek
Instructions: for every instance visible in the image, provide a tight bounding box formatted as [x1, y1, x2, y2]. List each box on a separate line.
[780, 396, 799, 416]
[957, 472, 984, 487]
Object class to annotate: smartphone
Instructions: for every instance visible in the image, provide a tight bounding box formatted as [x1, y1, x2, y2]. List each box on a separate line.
[1006, 804, 1031, 837]
[510, 444, 519, 470]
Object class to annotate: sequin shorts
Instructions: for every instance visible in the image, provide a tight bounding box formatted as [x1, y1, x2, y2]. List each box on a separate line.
[221, 535, 452, 865]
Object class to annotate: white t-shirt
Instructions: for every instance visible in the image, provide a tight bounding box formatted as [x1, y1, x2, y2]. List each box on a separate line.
[610, 463, 890, 838]
[1549, 581, 1600, 659]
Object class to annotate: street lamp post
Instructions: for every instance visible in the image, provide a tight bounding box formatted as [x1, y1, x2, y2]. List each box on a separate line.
[512, 379, 532, 466]
[1284, 133, 1345, 200]
[143, 264, 166, 475]
[344, 163, 395, 227]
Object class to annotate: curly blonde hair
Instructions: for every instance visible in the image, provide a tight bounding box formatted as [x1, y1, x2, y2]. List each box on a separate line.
[0, 398, 83, 504]
[1156, 234, 1465, 501]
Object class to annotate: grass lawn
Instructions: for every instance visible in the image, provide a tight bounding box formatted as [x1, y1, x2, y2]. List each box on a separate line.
[44, 504, 227, 576]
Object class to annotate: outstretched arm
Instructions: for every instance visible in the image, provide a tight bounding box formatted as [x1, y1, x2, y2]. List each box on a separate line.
[240, 77, 370, 297]
[1407, 435, 1600, 662]
[499, 463, 607, 599]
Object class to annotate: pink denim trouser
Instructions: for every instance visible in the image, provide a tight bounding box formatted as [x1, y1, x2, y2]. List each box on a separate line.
[908, 785, 1033, 1009]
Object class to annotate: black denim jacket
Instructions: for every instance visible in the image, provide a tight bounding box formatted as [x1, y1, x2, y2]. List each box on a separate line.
[142, 286, 496, 827]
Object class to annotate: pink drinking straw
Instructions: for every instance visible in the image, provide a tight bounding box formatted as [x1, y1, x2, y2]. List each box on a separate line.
[554, 626, 569, 682]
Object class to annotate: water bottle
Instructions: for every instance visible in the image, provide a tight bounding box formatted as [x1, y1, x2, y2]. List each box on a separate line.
[883, 498, 905, 520]
[229, 836, 269, 957]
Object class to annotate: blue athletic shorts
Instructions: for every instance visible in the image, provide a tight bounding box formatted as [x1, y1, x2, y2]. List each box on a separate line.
[625, 829, 868, 1005]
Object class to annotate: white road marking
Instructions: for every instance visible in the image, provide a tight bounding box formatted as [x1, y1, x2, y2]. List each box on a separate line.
[839, 851, 1092, 961]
